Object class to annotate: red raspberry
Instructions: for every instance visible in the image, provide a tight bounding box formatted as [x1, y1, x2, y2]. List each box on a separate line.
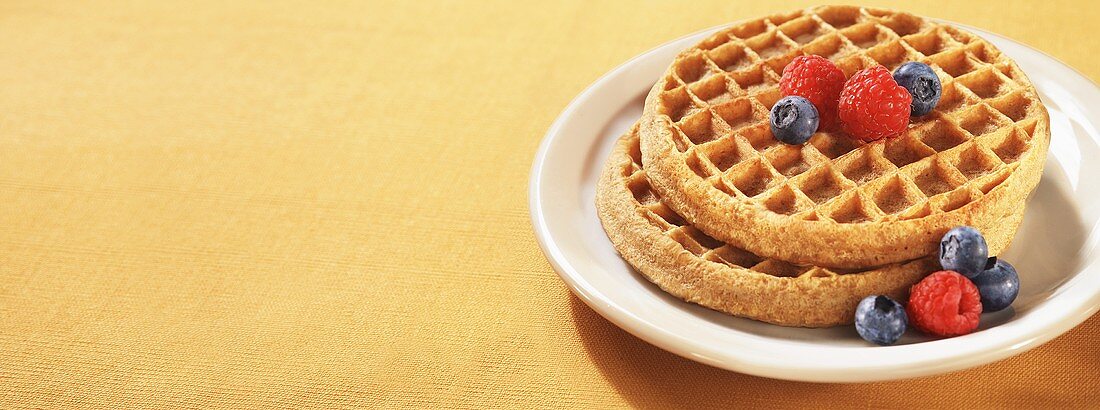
[907, 270, 982, 337]
[837, 65, 912, 141]
[780, 55, 845, 131]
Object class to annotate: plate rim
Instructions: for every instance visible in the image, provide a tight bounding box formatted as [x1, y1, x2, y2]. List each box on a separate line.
[529, 18, 1100, 382]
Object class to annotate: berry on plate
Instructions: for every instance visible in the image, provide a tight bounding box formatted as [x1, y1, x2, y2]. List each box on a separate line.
[769, 95, 819, 145]
[893, 62, 942, 116]
[780, 55, 845, 131]
[838, 65, 912, 141]
[939, 226, 989, 278]
[854, 295, 908, 345]
[971, 258, 1020, 312]
[908, 270, 982, 337]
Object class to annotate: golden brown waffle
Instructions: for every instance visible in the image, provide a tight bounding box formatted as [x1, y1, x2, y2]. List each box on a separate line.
[639, 5, 1049, 268]
[596, 124, 949, 327]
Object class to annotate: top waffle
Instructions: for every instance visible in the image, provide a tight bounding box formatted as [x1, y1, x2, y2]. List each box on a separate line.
[639, 5, 1049, 268]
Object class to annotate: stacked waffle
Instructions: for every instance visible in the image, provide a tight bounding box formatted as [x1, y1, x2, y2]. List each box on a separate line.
[595, 5, 1049, 327]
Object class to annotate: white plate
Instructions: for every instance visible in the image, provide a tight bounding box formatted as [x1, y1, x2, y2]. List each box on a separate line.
[530, 21, 1100, 382]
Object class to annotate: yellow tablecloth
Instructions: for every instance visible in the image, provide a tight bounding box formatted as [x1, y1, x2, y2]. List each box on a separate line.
[1, 1, 1097, 408]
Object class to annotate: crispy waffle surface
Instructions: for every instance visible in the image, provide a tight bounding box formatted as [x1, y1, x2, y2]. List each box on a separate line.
[595, 124, 960, 327]
[639, 5, 1049, 268]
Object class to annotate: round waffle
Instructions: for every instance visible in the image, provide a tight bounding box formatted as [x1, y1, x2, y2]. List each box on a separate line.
[596, 124, 955, 327]
[639, 6, 1049, 268]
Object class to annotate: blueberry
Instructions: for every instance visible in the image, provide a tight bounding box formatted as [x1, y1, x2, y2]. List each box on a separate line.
[972, 258, 1019, 312]
[893, 62, 941, 116]
[939, 226, 989, 278]
[854, 295, 908, 345]
[769, 96, 818, 145]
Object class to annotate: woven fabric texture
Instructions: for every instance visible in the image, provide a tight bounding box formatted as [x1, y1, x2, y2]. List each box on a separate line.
[0, 1, 1097, 408]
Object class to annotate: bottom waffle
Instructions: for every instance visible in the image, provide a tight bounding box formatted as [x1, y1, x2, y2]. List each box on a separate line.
[597, 123, 952, 327]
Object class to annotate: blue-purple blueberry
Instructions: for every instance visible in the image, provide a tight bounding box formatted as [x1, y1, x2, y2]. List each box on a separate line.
[854, 295, 908, 345]
[893, 62, 942, 116]
[770, 96, 819, 145]
[939, 226, 989, 278]
[971, 258, 1019, 312]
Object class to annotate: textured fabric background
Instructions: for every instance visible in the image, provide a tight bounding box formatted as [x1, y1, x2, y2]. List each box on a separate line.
[0, 1, 1097, 408]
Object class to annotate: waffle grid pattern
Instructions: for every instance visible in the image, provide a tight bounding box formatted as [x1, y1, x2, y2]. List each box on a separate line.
[652, 6, 1043, 224]
[621, 138, 851, 279]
